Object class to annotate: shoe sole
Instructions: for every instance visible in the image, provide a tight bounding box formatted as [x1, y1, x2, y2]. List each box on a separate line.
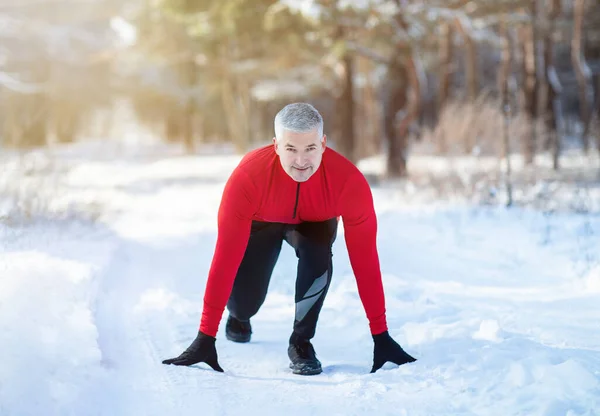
[225, 332, 251, 343]
[289, 363, 322, 375]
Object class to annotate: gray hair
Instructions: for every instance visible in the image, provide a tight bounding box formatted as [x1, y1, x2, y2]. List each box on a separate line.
[274, 102, 324, 141]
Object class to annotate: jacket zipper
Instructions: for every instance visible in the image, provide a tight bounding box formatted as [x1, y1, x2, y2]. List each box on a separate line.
[292, 183, 301, 219]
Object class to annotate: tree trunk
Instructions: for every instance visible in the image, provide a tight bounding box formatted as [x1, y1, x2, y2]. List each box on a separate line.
[355, 57, 378, 160]
[519, 0, 540, 165]
[337, 52, 356, 163]
[55, 107, 78, 143]
[238, 75, 252, 144]
[381, 4, 424, 177]
[438, 23, 454, 112]
[219, 42, 250, 153]
[597, 74, 600, 120]
[17, 93, 48, 148]
[454, 17, 479, 152]
[437, 22, 454, 153]
[498, 21, 511, 160]
[182, 59, 197, 153]
[383, 62, 408, 178]
[571, 0, 593, 153]
[498, 19, 514, 206]
[22, 109, 48, 147]
[221, 76, 249, 152]
[363, 58, 381, 158]
[165, 114, 180, 143]
[543, 0, 563, 170]
[453, 17, 478, 103]
[396, 51, 422, 158]
[382, 52, 422, 178]
[595, 73, 600, 155]
[182, 100, 194, 153]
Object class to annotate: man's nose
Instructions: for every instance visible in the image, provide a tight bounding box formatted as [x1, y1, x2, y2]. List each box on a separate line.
[294, 154, 307, 166]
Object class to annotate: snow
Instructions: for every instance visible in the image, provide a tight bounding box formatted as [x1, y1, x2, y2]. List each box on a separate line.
[1, 140, 600, 416]
[0, 72, 44, 94]
[110, 16, 137, 47]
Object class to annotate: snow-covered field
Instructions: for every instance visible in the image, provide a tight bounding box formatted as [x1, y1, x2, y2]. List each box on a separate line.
[1, 141, 599, 416]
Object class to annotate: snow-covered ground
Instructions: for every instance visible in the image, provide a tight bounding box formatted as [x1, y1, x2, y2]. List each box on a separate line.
[1, 140, 599, 416]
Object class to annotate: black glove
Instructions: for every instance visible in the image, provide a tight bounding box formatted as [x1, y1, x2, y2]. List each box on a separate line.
[371, 331, 416, 373]
[162, 331, 224, 372]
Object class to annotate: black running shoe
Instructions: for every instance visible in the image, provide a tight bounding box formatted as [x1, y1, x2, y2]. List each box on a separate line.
[225, 315, 252, 343]
[288, 339, 322, 375]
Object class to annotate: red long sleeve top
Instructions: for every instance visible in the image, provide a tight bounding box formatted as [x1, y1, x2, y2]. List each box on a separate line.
[199, 144, 388, 337]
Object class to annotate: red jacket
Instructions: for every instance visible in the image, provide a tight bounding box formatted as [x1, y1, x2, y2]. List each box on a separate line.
[200, 145, 388, 337]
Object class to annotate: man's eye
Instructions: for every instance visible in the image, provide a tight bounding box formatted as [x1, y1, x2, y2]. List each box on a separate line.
[307, 148, 315, 152]
[286, 148, 296, 152]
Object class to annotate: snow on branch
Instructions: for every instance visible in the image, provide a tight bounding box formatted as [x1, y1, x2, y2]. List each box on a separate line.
[346, 41, 390, 64]
[0, 72, 44, 94]
[0, 14, 24, 37]
[0, 0, 111, 11]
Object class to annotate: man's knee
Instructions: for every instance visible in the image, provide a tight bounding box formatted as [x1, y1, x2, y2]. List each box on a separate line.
[295, 241, 332, 270]
[294, 219, 337, 262]
[227, 294, 264, 321]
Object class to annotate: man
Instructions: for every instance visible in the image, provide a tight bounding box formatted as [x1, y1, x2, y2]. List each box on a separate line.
[162, 102, 416, 375]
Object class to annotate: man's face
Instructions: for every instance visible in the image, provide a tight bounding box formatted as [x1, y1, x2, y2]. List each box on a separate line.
[273, 128, 327, 182]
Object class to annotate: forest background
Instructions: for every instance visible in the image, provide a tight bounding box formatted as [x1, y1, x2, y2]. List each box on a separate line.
[1, 0, 599, 213]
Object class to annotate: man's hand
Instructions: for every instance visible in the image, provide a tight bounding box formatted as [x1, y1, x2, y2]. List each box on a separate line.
[371, 331, 416, 373]
[162, 331, 224, 372]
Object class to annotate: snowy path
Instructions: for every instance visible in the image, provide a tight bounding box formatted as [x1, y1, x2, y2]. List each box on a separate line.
[1, 149, 600, 415]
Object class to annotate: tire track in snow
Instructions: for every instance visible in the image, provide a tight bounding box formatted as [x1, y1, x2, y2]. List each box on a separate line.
[91, 236, 236, 415]
[90, 242, 188, 415]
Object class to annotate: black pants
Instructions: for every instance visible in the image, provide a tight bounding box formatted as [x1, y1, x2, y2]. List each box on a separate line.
[227, 218, 338, 341]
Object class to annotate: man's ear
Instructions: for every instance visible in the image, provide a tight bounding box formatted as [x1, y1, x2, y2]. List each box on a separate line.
[272, 137, 278, 151]
[321, 134, 327, 150]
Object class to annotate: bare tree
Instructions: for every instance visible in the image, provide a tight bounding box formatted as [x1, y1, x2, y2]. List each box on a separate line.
[497, 18, 514, 206]
[571, 0, 593, 153]
[541, 0, 564, 170]
[518, 0, 541, 165]
[380, 1, 425, 178]
[334, 25, 357, 163]
[437, 22, 454, 153]
[453, 16, 479, 152]
[438, 22, 455, 113]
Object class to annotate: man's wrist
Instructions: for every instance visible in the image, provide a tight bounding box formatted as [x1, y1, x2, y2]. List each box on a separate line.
[372, 330, 390, 342]
[198, 331, 216, 342]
